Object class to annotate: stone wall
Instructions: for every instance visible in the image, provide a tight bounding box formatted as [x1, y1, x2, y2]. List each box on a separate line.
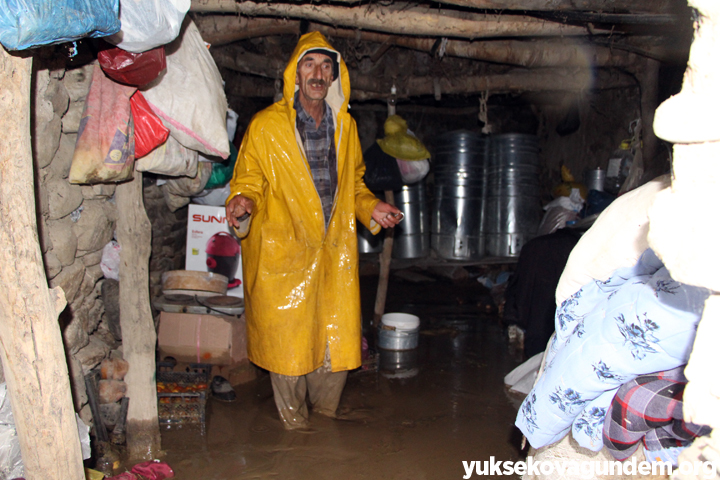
[32, 58, 188, 425]
[145, 185, 188, 300]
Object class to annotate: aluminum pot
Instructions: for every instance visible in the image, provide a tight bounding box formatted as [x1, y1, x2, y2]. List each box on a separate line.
[377, 326, 419, 350]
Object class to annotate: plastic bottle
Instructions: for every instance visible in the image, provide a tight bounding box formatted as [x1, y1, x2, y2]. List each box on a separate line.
[603, 139, 633, 195]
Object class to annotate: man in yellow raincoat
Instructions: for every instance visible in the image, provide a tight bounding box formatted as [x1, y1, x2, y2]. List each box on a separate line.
[226, 32, 401, 430]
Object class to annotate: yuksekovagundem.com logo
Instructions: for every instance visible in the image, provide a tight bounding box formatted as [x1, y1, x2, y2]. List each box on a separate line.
[462, 456, 718, 479]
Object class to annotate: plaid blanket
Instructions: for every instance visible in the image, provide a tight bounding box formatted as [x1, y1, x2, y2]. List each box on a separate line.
[603, 366, 711, 460]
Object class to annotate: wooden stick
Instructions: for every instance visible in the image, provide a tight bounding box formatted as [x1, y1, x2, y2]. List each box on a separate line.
[373, 191, 396, 328]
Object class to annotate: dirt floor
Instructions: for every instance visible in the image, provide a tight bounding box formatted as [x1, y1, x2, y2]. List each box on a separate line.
[159, 267, 526, 479]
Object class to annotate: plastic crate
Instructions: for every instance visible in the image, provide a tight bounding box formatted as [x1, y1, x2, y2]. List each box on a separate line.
[156, 363, 211, 426]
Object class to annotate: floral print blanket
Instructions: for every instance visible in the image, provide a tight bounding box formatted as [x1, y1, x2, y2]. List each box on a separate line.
[516, 249, 709, 450]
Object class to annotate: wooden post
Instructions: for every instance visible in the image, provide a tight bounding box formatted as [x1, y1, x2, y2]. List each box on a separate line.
[0, 47, 84, 479]
[116, 173, 161, 460]
[373, 191, 395, 327]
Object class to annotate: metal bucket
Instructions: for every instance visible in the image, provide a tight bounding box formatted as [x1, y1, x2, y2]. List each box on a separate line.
[379, 348, 419, 371]
[485, 134, 541, 257]
[379, 348, 419, 379]
[377, 326, 419, 350]
[357, 222, 383, 254]
[431, 130, 488, 260]
[392, 181, 429, 259]
[378, 313, 420, 351]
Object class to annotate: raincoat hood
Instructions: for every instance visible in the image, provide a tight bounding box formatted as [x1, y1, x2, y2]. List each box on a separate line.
[280, 31, 349, 118]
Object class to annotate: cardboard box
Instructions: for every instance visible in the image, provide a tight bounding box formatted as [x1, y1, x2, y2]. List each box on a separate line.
[186, 204, 244, 298]
[157, 312, 248, 366]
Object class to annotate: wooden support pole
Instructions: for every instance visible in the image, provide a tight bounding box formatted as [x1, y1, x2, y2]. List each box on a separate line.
[373, 191, 395, 328]
[116, 173, 161, 460]
[0, 47, 84, 480]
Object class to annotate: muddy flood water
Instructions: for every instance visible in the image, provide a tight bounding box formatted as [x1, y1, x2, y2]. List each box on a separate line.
[161, 269, 525, 479]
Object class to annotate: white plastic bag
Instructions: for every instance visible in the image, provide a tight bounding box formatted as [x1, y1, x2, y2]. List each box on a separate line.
[537, 207, 578, 236]
[192, 182, 231, 206]
[100, 240, 121, 280]
[105, 0, 190, 53]
[396, 157, 429, 184]
[136, 135, 198, 176]
[141, 17, 230, 159]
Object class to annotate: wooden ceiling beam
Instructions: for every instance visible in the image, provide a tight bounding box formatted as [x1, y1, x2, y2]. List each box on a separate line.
[223, 2, 598, 39]
[222, 67, 636, 101]
[199, 17, 637, 67]
[190, 0, 675, 15]
[193, 15, 298, 46]
[309, 23, 636, 67]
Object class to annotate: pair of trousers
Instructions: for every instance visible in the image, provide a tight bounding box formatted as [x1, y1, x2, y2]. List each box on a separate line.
[269, 346, 348, 429]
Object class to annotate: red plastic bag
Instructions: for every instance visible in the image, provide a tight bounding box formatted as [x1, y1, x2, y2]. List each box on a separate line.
[68, 65, 136, 184]
[130, 91, 170, 159]
[130, 460, 174, 480]
[105, 473, 137, 480]
[98, 46, 166, 86]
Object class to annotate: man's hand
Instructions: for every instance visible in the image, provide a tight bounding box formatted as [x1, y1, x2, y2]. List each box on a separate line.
[226, 195, 255, 229]
[372, 201, 403, 229]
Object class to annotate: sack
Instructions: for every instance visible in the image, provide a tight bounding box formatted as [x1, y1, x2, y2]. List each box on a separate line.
[130, 91, 170, 159]
[136, 135, 197, 176]
[141, 18, 230, 159]
[363, 142, 404, 191]
[0, 0, 120, 50]
[69, 65, 136, 184]
[105, 0, 190, 53]
[98, 46, 167, 86]
[161, 161, 213, 211]
[396, 157, 429, 184]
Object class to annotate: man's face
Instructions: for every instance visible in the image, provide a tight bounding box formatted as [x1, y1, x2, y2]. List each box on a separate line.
[295, 52, 334, 103]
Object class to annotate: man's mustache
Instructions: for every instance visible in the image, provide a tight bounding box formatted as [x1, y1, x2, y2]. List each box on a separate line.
[307, 79, 327, 87]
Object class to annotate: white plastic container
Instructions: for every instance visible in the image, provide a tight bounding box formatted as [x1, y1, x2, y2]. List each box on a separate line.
[381, 313, 420, 330]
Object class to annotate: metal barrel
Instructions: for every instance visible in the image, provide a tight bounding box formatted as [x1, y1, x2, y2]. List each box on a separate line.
[485, 134, 541, 257]
[431, 130, 488, 260]
[392, 181, 430, 259]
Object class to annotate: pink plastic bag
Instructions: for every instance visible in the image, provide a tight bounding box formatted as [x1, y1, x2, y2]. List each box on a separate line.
[131, 460, 174, 480]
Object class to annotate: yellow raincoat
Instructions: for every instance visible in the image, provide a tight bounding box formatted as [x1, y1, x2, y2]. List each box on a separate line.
[227, 32, 381, 376]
